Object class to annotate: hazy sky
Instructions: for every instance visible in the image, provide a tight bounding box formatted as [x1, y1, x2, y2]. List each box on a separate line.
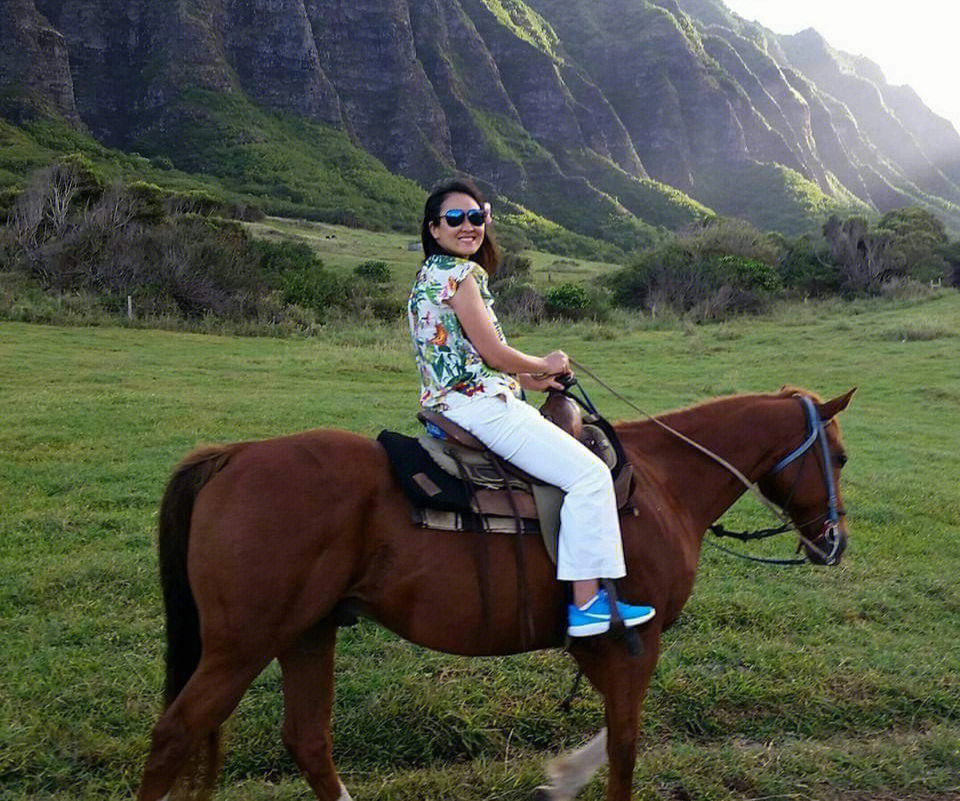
[720, 0, 960, 133]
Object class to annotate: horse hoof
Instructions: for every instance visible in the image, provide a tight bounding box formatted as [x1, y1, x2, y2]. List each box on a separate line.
[533, 786, 553, 800]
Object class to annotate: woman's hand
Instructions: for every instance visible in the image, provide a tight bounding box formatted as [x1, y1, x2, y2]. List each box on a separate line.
[518, 373, 565, 392]
[541, 350, 570, 376]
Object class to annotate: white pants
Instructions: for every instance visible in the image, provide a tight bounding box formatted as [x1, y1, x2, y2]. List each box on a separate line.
[443, 393, 626, 581]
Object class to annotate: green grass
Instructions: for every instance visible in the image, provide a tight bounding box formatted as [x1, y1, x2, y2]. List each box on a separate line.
[1, 292, 959, 799]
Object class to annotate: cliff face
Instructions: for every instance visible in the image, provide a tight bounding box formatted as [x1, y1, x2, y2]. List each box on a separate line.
[776, 28, 960, 207]
[0, 0, 78, 124]
[4, 0, 960, 238]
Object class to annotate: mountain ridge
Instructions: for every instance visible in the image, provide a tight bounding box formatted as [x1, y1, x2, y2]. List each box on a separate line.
[3, 0, 960, 242]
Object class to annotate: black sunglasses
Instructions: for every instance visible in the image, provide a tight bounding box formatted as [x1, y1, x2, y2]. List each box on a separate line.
[438, 208, 486, 228]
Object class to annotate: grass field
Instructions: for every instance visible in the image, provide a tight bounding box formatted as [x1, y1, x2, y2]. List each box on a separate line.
[1, 291, 959, 800]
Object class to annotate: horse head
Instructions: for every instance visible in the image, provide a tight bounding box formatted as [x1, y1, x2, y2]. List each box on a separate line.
[759, 387, 856, 565]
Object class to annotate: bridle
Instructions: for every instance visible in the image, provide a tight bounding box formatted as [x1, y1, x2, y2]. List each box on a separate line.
[564, 361, 846, 566]
[709, 394, 845, 566]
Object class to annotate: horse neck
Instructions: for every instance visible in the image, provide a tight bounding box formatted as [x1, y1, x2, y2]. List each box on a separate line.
[616, 394, 792, 534]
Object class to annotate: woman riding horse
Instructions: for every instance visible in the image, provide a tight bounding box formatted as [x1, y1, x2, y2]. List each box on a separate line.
[409, 178, 655, 636]
[135, 181, 854, 800]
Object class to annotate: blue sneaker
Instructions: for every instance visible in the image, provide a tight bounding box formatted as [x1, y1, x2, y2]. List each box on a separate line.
[567, 590, 656, 637]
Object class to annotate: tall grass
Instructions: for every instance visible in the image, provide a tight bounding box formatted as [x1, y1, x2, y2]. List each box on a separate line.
[1, 292, 959, 800]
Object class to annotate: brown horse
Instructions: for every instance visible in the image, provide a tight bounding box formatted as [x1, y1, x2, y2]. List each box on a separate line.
[137, 386, 854, 801]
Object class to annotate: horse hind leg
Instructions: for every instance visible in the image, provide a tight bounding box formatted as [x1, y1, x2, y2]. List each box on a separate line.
[279, 620, 352, 801]
[137, 653, 267, 801]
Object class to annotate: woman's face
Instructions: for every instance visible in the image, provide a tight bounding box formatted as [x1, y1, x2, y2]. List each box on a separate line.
[428, 191, 485, 258]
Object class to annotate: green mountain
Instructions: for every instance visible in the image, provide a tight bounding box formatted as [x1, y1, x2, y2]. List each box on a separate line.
[3, 0, 960, 246]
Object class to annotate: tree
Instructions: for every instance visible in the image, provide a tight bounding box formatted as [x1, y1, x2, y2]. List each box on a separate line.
[820, 209, 950, 291]
[877, 206, 948, 283]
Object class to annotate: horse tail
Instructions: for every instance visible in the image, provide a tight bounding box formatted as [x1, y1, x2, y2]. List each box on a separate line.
[157, 444, 239, 801]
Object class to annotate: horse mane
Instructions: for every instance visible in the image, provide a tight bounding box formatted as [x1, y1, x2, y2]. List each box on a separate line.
[776, 385, 823, 403]
[614, 386, 822, 433]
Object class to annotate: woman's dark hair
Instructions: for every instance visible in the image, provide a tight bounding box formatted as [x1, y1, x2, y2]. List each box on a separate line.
[421, 178, 501, 276]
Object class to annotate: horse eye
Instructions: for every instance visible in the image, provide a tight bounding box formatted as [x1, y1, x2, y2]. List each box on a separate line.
[835, 453, 848, 468]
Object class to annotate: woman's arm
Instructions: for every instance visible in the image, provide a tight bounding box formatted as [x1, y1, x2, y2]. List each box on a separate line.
[447, 273, 568, 376]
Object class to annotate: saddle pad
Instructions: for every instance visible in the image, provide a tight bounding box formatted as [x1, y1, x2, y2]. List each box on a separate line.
[414, 508, 541, 535]
[377, 431, 472, 512]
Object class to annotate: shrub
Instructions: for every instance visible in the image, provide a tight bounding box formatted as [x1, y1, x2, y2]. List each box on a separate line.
[354, 259, 391, 282]
[491, 278, 544, 322]
[606, 232, 780, 320]
[347, 261, 404, 320]
[255, 239, 343, 314]
[125, 181, 168, 222]
[713, 255, 781, 292]
[770, 233, 841, 295]
[823, 209, 950, 291]
[494, 249, 532, 284]
[277, 265, 342, 311]
[677, 216, 779, 264]
[942, 240, 960, 288]
[254, 239, 321, 277]
[339, 281, 405, 321]
[544, 282, 590, 319]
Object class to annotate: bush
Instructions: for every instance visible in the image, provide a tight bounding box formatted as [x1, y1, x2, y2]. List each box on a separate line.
[607, 237, 779, 320]
[255, 239, 344, 314]
[491, 278, 544, 322]
[339, 280, 405, 321]
[677, 216, 779, 264]
[495, 250, 532, 284]
[544, 282, 590, 319]
[942, 240, 960, 288]
[0, 162, 409, 327]
[276, 263, 342, 311]
[770, 233, 841, 296]
[713, 255, 781, 292]
[354, 259, 391, 282]
[823, 208, 950, 292]
[254, 239, 321, 277]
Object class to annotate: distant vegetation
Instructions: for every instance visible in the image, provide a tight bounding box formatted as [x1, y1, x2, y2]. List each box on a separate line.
[1, 157, 957, 332]
[606, 210, 959, 320]
[0, 157, 402, 332]
[0, 110, 635, 264]
[692, 160, 874, 237]
[0, 96, 425, 231]
[130, 89, 426, 230]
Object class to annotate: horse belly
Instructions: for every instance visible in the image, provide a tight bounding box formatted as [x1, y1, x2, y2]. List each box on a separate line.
[354, 516, 567, 656]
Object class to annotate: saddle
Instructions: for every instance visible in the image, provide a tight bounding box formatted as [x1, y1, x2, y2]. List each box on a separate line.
[378, 390, 635, 565]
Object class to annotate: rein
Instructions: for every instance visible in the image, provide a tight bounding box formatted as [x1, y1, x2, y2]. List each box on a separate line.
[566, 359, 840, 566]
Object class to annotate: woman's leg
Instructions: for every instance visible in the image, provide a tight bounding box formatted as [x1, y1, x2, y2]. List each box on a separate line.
[444, 394, 625, 582]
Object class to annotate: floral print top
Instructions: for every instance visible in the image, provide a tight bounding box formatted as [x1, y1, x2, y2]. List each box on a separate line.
[408, 254, 521, 410]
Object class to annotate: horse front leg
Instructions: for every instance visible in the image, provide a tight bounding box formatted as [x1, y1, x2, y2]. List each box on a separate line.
[278, 620, 352, 801]
[547, 630, 661, 801]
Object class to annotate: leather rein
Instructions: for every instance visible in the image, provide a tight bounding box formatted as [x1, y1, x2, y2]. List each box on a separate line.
[565, 360, 843, 567]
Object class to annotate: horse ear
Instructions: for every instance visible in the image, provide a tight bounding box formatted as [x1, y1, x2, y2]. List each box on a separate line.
[817, 387, 856, 420]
